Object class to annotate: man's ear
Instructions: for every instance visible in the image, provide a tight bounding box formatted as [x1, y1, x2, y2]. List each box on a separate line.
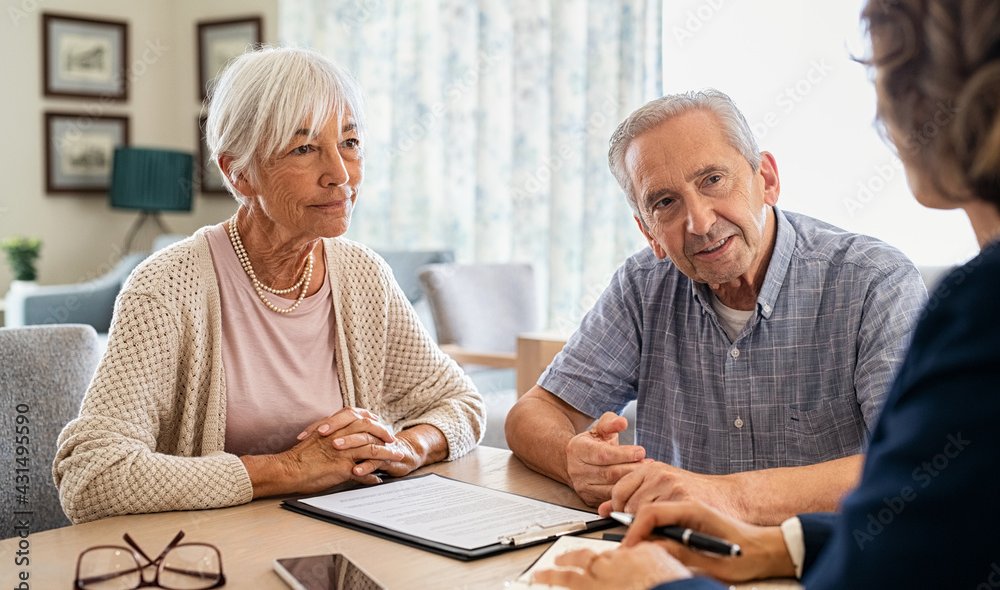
[634, 215, 668, 260]
[217, 155, 254, 197]
[758, 151, 780, 206]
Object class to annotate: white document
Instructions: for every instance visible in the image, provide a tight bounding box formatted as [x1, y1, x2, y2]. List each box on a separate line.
[508, 535, 621, 589]
[299, 474, 599, 550]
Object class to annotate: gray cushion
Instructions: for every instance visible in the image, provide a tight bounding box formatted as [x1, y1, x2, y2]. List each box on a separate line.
[0, 325, 100, 534]
[418, 263, 538, 353]
[377, 250, 455, 303]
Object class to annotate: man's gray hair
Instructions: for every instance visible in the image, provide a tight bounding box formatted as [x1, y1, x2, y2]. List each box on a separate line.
[608, 89, 761, 215]
[205, 46, 366, 200]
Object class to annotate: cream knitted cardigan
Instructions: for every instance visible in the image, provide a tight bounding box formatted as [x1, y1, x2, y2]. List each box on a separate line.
[54, 229, 485, 524]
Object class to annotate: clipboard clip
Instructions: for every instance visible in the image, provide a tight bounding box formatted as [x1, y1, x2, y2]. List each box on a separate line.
[498, 520, 588, 546]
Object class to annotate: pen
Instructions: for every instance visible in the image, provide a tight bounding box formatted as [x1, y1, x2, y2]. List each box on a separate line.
[610, 511, 742, 557]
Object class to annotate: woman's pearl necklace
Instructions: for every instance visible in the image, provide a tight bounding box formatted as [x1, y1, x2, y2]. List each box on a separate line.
[227, 216, 314, 314]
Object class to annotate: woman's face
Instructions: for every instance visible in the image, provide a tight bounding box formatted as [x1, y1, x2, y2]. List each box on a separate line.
[243, 112, 364, 240]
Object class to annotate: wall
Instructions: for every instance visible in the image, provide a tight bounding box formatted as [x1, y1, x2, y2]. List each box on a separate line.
[662, 0, 979, 267]
[0, 0, 278, 300]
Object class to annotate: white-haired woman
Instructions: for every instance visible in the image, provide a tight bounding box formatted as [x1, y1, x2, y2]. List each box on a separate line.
[54, 47, 485, 524]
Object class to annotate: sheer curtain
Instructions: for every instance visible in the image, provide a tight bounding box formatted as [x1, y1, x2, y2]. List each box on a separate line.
[280, 0, 662, 330]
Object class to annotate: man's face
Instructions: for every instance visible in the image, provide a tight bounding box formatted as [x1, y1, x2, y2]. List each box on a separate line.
[625, 109, 780, 286]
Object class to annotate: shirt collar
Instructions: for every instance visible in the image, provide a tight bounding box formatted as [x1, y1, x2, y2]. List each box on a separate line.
[690, 206, 795, 320]
[757, 207, 795, 319]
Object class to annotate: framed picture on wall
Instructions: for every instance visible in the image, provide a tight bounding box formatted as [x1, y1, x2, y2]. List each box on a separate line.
[198, 116, 228, 195]
[42, 13, 128, 100]
[197, 16, 262, 100]
[45, 112, 129, 194]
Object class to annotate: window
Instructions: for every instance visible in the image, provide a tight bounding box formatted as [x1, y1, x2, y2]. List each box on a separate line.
[663, 0, 977, 267]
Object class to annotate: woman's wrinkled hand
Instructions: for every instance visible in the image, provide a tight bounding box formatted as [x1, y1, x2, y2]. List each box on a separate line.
[532, 543, 691, 589]
[295, 407, 396, 449]
[280, 429, 405, 494]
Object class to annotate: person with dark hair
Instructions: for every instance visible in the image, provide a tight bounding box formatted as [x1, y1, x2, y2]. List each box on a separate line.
[533, 1, 1000, 588]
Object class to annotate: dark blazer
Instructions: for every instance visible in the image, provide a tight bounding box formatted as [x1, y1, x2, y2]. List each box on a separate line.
[654, 241, 1000, 590]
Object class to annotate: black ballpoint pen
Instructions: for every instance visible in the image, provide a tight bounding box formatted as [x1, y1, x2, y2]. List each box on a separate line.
[610, 511, 742, 557]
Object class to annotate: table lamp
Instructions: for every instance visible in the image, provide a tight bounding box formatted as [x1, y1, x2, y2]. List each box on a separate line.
[110, 147, 193, 253]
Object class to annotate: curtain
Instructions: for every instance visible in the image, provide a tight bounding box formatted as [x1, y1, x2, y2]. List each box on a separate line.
[280, 0, 662, 330]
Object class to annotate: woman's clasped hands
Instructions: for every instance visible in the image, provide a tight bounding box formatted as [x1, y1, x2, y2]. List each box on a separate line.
[284, 407, 418, 493]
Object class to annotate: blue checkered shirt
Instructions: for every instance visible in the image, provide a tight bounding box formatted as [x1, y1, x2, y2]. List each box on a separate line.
[540, 208, 927, 475]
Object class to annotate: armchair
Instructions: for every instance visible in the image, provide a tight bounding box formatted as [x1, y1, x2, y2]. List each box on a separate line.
[0, 324, 101, 533]
[418, 263, 538, 448]
[376, 249, 454, 341]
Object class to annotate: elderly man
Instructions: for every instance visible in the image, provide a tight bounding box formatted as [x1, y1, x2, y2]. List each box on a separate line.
[505, 89, 926, 525]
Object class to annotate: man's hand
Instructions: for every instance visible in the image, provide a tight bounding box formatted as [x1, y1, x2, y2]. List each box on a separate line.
[598, 461, 746, 520]
[565, 412, 648, 506]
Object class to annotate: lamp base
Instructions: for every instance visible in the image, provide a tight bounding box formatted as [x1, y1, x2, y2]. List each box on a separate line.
[123, 211, 170, 253]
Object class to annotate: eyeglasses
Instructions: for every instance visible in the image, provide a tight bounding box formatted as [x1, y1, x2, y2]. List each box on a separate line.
[74, 530, 225, 590]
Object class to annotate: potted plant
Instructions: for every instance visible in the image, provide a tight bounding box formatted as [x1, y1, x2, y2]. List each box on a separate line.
[1, 236, 42, 282]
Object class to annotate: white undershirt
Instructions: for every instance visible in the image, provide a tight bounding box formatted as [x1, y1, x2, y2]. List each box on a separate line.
[710, 293, 755, 342]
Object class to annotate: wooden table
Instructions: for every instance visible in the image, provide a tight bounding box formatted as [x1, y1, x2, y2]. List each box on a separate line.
[1, 447, 798, 589]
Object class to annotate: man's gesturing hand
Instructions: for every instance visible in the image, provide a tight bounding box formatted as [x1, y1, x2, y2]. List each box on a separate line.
[565, 412, 648, 506]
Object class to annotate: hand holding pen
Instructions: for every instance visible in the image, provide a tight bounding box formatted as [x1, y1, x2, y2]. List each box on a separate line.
[614, 501, 797, 583]
[611, 511, 742, 556]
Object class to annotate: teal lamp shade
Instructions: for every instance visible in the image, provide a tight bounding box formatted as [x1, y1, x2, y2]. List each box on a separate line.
[110, 147, 194, 211]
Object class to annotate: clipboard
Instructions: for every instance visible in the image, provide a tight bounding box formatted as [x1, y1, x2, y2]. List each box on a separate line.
[281, 474, 615, 561]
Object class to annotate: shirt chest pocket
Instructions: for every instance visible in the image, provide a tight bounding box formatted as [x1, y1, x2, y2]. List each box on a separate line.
[784, 399, 866, 466]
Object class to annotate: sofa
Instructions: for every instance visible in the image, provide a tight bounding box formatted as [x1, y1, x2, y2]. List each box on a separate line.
[3, 235, 185, 339]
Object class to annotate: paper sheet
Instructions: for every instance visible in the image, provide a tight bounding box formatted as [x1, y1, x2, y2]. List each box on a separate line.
[507, 535, 621, 589]
[300, 474, 599, 550]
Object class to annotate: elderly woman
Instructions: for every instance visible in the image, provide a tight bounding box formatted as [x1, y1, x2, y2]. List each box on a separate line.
[535, 0, 1000, 588]
[54, 47, 485, 524]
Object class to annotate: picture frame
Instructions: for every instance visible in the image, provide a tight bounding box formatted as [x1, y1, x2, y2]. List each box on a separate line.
[198, 116, 229, 195]
[45, 111, 130, 194]
[197, 16, 262, 100]
[42, 13, 128, 101]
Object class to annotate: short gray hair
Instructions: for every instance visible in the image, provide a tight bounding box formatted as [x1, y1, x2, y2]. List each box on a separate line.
[608, 89, 761, 215]
[205, 46, 366, 199]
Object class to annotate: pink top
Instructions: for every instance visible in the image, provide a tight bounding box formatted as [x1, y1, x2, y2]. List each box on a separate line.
[206, 222, 343, 456]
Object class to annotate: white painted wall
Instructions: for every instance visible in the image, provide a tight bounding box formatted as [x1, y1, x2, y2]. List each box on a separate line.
[0, 0, 277, 300]
[663, 0, 978, 267]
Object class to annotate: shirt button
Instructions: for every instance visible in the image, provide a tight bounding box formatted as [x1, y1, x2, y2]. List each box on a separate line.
[762, 303, 772, 313]
[730, 348, 740, 359]
[734, 417, 744, 428]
